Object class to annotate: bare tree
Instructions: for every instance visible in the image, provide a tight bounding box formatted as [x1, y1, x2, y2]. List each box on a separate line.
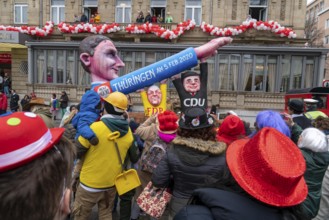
[305, 16, 324, 47]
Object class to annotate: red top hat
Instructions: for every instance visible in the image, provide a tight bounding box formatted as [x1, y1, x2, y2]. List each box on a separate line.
[0, 112, 64, 172]
[227, 127, 308, 207]
[216, 115, 246, 145]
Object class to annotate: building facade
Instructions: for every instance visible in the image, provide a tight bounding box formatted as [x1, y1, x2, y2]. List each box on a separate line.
[307, 0, 329, 80]
[0, 0, 327, 122]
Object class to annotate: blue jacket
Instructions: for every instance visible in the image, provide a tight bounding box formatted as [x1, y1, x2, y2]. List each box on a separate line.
[72, 90, 101, 140]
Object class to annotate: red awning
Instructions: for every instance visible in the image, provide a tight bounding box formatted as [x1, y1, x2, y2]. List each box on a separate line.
[0, 54, 11, 64]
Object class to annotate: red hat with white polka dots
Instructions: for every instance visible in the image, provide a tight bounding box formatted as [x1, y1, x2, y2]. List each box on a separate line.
[0, 112, 65, 172]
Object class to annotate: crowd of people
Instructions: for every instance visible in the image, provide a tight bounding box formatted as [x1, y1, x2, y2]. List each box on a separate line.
[1, 36, 329, 220]
[73, 11, 172, 24]
[136, 11, 173, 23]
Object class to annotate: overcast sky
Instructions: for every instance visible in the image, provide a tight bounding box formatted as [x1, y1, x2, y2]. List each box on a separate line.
[307, 0, 313, 5]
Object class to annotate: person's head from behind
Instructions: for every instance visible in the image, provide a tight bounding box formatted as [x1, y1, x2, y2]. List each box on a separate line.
[0, 112, 75, 220]
[217, 114, 246, 145]
[298, 127, 328, 152]
[288, 99, 304, 115]
[147, 85, 162, 106]
[226, 127, 308, 207]
[178, 107, 217, 141]
[313, 116, 329, 132]
[103, 91, 128, 116]
[182, 71, 200, 94]
[79, 35, 125, 82]
[255, 110, 291, 138]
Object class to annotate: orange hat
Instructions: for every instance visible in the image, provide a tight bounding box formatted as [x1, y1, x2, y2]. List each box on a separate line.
[157, 110, 178, 134]
[227, 127, 308, 207]
[0, 112, 64, 172]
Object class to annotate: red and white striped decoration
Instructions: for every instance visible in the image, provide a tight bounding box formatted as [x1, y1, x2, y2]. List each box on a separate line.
[57, 22, 121, 34]
[0, 19, 296, 39]
[201, 18, 297, 38]
[0, 21, 54, 37]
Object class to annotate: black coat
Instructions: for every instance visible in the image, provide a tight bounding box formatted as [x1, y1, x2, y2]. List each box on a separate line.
[10, 93, 19, 110]
[60, 94, 69, 108]
[151, 136, 227, 199]
[174, 188, 301, 220]
[292, 115, 312, 130]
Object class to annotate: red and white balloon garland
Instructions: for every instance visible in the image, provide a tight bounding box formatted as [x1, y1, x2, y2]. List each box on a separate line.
[201, 19, 297, 38]
[57, 22, 121, 34]
[0, 21, 54, 37]
[0, 19, 296, 39]
[125, 20, 196, 39]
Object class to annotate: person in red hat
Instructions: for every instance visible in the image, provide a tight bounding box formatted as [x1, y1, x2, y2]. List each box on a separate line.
[132, 110, 178, 219]
[216, 114, 246, 145]
[0, 112, 75, 220]
[174, 127, 308, 220]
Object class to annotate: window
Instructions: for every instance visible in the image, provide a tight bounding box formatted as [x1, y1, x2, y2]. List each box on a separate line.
[35, 49, 82, 85]
[185, 0, 202, 25]
[249, 0, 267, 21]
[326, 19, 329, 29]
[14, 4, 28, 24]
[84, 0, 98, 6]
[83, 0, 98, 22]
[115, 0, 131, 23]
[319, 1, 324, 12]
[151, 0, 166, 20]
[51, 0, 65, 25]
[325, 35, 329, 44]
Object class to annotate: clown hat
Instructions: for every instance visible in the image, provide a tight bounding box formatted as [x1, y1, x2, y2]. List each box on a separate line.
[0, 112, 65, 172]
[227, 127, 307, 207]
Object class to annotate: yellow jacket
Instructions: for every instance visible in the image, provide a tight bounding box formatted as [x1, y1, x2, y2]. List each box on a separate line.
[78, 120, 133, 189]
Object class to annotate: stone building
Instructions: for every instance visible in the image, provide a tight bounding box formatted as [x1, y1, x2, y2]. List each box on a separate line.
[0, 0, 327, 123]
[307, 0, 329, 80]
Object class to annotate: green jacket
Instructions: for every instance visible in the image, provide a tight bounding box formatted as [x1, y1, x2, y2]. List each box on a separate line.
[290, 123, 303, 144]
[300, 148, 329, 218]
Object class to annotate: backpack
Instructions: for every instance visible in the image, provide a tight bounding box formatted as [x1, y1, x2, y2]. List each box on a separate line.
[140, 137, 168, 174]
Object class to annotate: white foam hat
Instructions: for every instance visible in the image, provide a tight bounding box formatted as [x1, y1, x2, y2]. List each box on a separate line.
[303, 98, 319, 104]
[228, 110, 238, 116]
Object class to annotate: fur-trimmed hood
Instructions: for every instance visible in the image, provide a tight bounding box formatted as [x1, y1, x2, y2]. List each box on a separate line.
[172, 136, 227, 155]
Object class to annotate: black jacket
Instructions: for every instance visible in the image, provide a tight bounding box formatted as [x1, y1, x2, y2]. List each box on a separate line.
[10, 93, 19, 110]
[292, 115, 312, 130]
[60, 94, 69, 108]
[151, 136, 227, 199]
[174, 188, 302, 220]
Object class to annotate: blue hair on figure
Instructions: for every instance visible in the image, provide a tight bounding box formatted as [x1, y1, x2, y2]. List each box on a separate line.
[256, 110, 291, 138]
